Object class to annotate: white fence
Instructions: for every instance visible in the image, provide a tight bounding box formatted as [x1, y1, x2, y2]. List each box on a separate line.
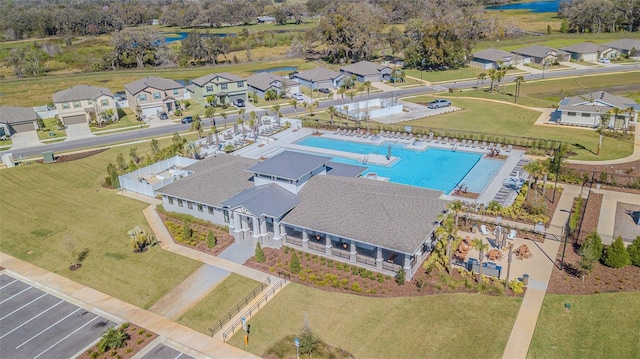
[33, 105, 57, 119]
[336, 98, 403, 121]
[118, 156, 198, 197]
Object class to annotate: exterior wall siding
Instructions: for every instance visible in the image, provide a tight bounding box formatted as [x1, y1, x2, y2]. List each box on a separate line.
[162, 196, 230, 226]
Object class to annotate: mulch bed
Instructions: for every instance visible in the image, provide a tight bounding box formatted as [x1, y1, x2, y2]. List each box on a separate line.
[78, 323, 157, 359]
[577, 193, 603, 243]
[35, 148, 109, 163]
[157, 210, 235, 256]
[563, 160, 640, 195]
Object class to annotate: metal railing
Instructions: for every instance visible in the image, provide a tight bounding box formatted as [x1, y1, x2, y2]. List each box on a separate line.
[222, 277, 288, 342]
[208, 277, 271, 336]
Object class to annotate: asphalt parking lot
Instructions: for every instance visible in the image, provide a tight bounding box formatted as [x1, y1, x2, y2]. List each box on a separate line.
[141, 343, 196, 359]
[0, 273, 115, 359]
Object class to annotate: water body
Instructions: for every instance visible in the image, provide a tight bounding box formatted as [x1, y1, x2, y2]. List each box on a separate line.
[252, 66, 298, 73]
[162, 32, 235, 44]
[486, 1, 559, 13]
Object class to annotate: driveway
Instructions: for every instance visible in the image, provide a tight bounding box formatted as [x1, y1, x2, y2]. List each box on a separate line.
[65, 124, 93, 140]
[9, 131, 41, 149]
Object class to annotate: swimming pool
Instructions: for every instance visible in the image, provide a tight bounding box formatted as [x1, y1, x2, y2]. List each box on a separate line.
[295, 137, 504, 194]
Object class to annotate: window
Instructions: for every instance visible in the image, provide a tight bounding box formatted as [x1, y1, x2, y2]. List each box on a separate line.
[197, 204, 203, 212]
[177, 199, 183, 207]
[73, 101, 81, 108]
[62, 103, 70, 110]
[153, 92, 161, 100]
[221, 83, 228, 90]
[223, 210, 230, 223]
[582, 113, 591, 117]
[187, 202, 193, 209]
[567, 112, 576, 116]
[168, 197, 174, 205]
[138, 94, 147, 101]
[237, 81, 244, 88]
[206, 85, 213, 92]
[208, 206, 214, 214]
[101, 99, 109, 107]
[173, 89, 179, 95]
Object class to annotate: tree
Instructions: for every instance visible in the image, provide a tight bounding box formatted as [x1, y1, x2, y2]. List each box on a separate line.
[111, 28, 161, 69]
[604, 236, 631, 268]
[327, 105, 337, 125]
[290, 251, 301, 274]
[206, 230, 217, 248]
[129, 147, 140, 164]
[150, 138, 160, 158]
[182, 221, 192, 241]
[128, 225, 157, 252]
[97, 327, 129, 354]
[471, 238, 489, 282]
[577, 249, 597, 281]
[298, 325, 320, 358]
[580, 232, 604, 262]
[289, 99, 298, 113]
[524, 160, 546, 201]
[627, 236, 640, 267]
[448, 200, 463, 228]
[221, 112, 228, 129]
[116, 153, 128, 172]
[395, 268, 406, 284]
[436, 212, 457, 275]
[255, 242, 265, 263]
[363, 81, 372, 98]
[514, 76, 525, 103]
[106, 163, 120, 188]
[65, 237, 89, 269]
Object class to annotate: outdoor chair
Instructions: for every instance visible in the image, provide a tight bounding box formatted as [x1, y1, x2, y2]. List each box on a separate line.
[334, 128, 341, 135]
[481, 141, 487, 149]
[356, 131, 363, 137]
[480, 225, 490, 235]
[452, 138, 458, 146]
[443, 137, 449, 144]
[472, 140, 478, 148]
[506, 144, 513, 152]
[488, 142, 495, 150]
[436, 136, 442, 143]
[465, 139, 472, 147]
[363, 131, 370, 138]
[507, 229, 517, 240]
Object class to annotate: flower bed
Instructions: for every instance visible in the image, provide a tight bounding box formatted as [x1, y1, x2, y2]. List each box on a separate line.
[78, 323, 157, 359]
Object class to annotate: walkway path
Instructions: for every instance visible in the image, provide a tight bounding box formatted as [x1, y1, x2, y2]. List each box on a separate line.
[501, 184, 582, 359]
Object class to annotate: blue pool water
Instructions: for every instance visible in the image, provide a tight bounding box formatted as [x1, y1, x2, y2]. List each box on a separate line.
[252, 66, 298, 74]
[295, 137, 504, 194]
[486, 1, 559, 13]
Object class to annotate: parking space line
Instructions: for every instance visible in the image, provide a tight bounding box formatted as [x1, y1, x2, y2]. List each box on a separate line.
[0, 293, 48, 320]
[0, 286, 32, 304]
[33, 315, 99, 359]
[175, 353, 183, 359]
[15, 308, 80, 348]
[0, 279, 17, 290]
[0, 299, 64, 340]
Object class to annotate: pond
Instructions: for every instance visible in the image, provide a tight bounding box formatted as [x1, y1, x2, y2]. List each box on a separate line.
[162, 32, 235, 44]
[251, 66, 298, 74]
[486, 0, 559, 13]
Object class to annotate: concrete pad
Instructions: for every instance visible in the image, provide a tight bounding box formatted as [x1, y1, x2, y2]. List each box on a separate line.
[218, 241, 256, 264]
[65, 124, 93, 140]
[9, 131, 41, 149]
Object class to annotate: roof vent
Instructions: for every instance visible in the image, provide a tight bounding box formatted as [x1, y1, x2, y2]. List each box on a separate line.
[600, 92, 605, 99]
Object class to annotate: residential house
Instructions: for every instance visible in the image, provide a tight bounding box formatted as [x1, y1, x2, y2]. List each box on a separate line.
[155, 150, 447, 280]
[340, 61, 392, 83]
[257, 16, 275, 24]
[246, 72, 299, 99]
[560, 42, 618, 61]
[602, 38, 640, 57]
[511, 45, 570, 65]
[469, 48, 522, 69]
[191, 72, 247, 107]
[52, 85, 119, 125]
[558, 91, 638, 129]
[291, 67, 344, 90]
[124, 76, 185, 118]
[0, 106, 38, 137]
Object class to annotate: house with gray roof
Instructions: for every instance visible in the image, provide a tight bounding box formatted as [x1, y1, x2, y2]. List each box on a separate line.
[603, 38, 640, 56]
[52, 85, 118, 126]
[151, 150, 446, 279]
[291, 67, 344, 90]
[191, 72, 247, 107]
[560, 42, 618, 61]
[558, 91, 638, 129]
[246, 72, 299, 99]
[0, 106, 39, 138]
[469, 48, 523, 70]
[124, 76, 185, 118]
[511, 45, 571, 65]
[340, 61, 392, 83]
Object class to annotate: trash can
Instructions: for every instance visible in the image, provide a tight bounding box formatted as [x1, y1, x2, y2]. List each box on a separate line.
[472, 224, 478, 233]
[522, 274, 529, 286]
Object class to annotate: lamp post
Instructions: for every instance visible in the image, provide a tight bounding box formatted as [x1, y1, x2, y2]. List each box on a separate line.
[552, 152, 567, 204]
[560, 220, 568, 270]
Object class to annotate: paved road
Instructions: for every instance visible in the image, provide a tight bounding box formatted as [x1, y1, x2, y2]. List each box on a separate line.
[2, 63, 638, 160]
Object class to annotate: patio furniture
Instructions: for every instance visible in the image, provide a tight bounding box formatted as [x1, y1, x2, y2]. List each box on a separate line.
[514, 244, 533, 260]
[507, 229, 517, 240]
[442, 137, 449, 144]
[481, 141, 487, 149]
[472, 140, 478, 148]
[487, 249, 503, 261]
[480, 225, 490, 235]
[506, 144, 513, 152]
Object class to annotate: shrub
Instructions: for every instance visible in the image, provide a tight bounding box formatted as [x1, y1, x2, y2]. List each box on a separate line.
[206, 230, 216, 248]
[284, 246, 289, 254]
[628, 236, 640, 267]
[182, 222, 192, 240]
[255, 242, 266, 263]
[350, 282, 362, 292]
[603, 236, 631, 268]
[290, 252, 301, 274]
[377, 273, 384, 283]
[580, 232, 604, 261]
[395, 269, 406, 285]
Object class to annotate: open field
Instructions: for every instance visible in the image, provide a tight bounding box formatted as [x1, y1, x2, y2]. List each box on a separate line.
[0, 141, 202, 309]
[528, 292, 640, 358]
[177, 273, 260, 335]
[476, 32, 640, 52]
[227, 283, 521, 358]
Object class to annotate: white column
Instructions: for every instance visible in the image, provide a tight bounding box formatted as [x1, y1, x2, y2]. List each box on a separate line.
[273, 220, 281, 239]
[403, 254, 412, 280]
[252, 216, 260, 239]
[349, 241, 357, 262]
[233, 212, 241, 233]
[376, 247, 383, 270]
[260, 217, 267, 236]
[301, 230, 308, 249]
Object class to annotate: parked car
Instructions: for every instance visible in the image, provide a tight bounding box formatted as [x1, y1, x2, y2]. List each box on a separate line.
[159, 112, 169, 120]
[598, 58, 610, 64]
[291, 92, 304, 101]
[318, 88, 331, 94]
[232, 98, 246, 107]
[427, 99, 451, 109]
[181, 116, 194, 124]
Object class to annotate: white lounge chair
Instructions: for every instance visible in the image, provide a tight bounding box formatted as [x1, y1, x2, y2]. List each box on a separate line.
[480, 225, 490, 235]
[443, 137, 449, 144]
[506, 144, 513, 152]
[507, 229, 517, 240]
[472, 140, 478, 148]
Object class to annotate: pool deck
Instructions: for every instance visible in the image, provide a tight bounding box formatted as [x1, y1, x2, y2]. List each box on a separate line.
[234, 126, 525, 204]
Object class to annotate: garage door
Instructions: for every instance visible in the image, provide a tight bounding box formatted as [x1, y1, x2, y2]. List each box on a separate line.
[142, 106, 162, 117]
[10, 122, 36, 134]
[63, 114, 87, 125]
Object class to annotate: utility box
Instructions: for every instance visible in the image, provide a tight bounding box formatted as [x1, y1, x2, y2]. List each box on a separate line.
[43, 151, 55, 163]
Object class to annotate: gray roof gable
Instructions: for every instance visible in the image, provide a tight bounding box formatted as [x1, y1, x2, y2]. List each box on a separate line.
[124, 76, 183, 96]
[52, 85, 114, 103]
[246, 72, 294, 92]
[472, 48, 516, 62]
[513, 45, 566, 58]
[560, 42, 610, 54]
[293, 67, 342, 82]
[603, 38, 640, 52]
[558, 91, 637, 112]
[340, 61, 389, 76]
[0, 106, 37, 124]
[192, 72, 245, 87]
[246, 151, 332, 180]
[222, 183, 299, 218]
[325, 161, 367, 177]
[282, 176, 447, 254]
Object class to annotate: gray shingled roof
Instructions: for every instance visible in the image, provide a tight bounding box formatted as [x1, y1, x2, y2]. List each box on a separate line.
[124, 76, 183, 96]
[282, 176, 447, 254]
[340, 61, 388, 76]
[558, 91, 637, 112]
[472, 48, 516, 62]
[512, 45, 566, 58]
[222, 183, 299, 218]
[560, 42, 610, 54]
[52, 85, 114, 103]
[0, 106, 37, 124]
[603, 38, 640, 52]
[246, 151, 332, 180]
[192, 72, 244, 87]
[156, 154, 257, 206]
[246, 72, 295, 92]
[293, 67, 342, 82]
[326, 161, 367, 177]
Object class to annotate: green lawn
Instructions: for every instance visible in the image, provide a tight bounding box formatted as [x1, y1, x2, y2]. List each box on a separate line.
[528, 293, 640, 358]
[177, 273, 260, 335]
[228, 283, 521, 358]
[92, 108, 142, 133]
[475, 33, 640, 52]
[0, 142, 201, 309]
[36, 117, 67, 140]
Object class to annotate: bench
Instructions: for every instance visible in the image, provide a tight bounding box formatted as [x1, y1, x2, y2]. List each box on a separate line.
[387, 253, 398, 263]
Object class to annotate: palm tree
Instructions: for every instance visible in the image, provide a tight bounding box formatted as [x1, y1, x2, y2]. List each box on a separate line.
[436, 213, 457, 275]
[205, 106, 216, 127]
[524, 160, 545, 200]
[221, 112, 228, 129]
[504, 242, 514, 289]
[289, 99, 298, 113]
[471, 238, 489, 282]
[363, 81, 371, 98]
[478, 72, 487, 91]
[236, 117, 245, 136]
[448, 200, 463, 227]
[212, 125, 220, 148]
[249, 110, 257, 135]
[337, 87, 346, 102]
[624, 107, 635, 135]
[327, 105, 337, 125]
[488, 69, 497, 92]
[97, 327, 129, 353]
[272, 104, 281, 120]
[514, 76, 525, 103]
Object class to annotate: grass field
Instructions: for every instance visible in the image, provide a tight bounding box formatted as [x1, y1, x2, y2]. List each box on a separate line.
[475, 32, 640, 52]
[528, 293, 640, 358]
[227, 283, 521, 358]
[177, 273, 260, 335]
[0, 141, 202, 309]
